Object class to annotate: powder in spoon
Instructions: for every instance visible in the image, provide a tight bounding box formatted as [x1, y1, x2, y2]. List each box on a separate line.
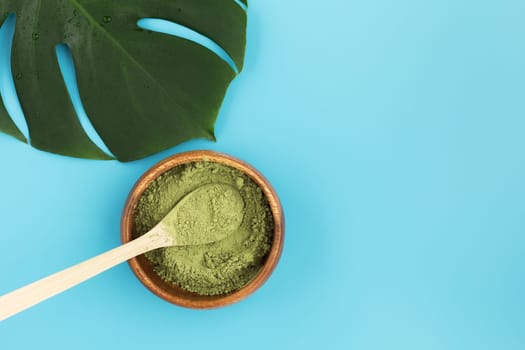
[161, 183, 245, 246]
[132, 160, 274, 296]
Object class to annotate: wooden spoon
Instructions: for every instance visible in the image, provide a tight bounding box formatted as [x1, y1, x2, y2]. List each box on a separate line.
[0, 183, 244, 322]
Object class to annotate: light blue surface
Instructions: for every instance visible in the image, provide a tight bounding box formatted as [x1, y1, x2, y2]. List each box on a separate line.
[1, 1, 525, 348]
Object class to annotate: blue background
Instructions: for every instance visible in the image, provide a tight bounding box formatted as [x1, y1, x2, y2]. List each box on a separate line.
[1, 1, 524, 348]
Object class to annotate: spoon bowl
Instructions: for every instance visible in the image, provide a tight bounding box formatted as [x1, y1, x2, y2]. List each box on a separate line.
[159, 183, 244, 246]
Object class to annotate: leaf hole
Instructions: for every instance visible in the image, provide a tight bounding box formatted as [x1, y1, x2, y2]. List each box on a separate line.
[0, 13, 30, 141]
[55, 44, 114, 157]
[233, 0, 248, 11]
[137, 18, 239, 73]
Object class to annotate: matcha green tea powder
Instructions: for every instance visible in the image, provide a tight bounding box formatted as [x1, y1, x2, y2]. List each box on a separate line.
[133, 161, 274, 296]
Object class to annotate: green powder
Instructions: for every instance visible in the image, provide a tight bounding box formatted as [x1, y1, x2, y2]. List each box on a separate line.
[161, 183, 245, 246]
[133, 160, 274, 296]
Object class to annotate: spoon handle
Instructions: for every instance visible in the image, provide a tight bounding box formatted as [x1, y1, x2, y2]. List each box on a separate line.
[0, 228, 172, 322]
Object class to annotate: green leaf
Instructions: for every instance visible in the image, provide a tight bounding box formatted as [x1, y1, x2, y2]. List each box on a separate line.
[0, 1, 247, 161]
[0, 93, 26, 143]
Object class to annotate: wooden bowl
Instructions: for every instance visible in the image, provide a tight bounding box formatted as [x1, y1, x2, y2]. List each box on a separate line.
[121, 150, 284, 309]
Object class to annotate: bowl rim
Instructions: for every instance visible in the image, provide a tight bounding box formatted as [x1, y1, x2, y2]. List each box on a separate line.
[120, 150, 285, 309]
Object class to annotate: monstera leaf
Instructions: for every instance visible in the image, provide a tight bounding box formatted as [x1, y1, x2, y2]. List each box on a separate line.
[0, 1, 247, 161]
